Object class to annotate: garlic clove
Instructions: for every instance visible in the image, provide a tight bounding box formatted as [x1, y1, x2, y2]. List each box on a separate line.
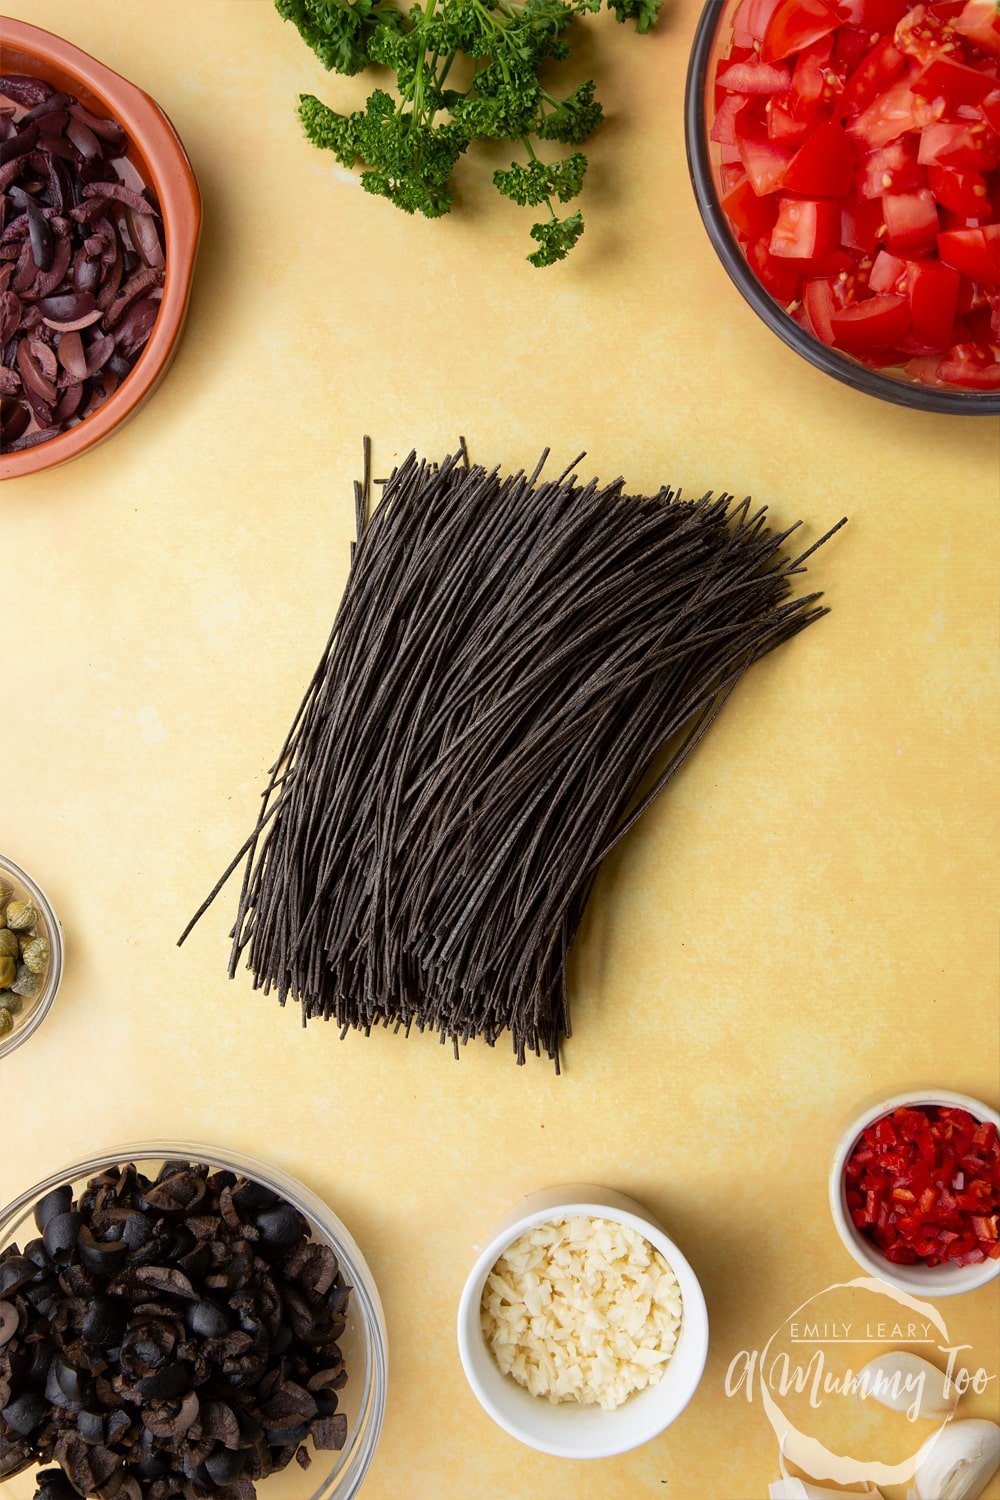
[768, 1481, 884, 1499]
[910, 1419, 1000, 1500]
[855, 1351, 960, 1422]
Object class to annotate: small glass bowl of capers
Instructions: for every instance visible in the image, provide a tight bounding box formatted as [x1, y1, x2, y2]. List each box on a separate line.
[0, 855, 63, 1059]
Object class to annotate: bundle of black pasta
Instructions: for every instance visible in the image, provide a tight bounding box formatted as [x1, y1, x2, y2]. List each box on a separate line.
[183, 447, 842, 1065]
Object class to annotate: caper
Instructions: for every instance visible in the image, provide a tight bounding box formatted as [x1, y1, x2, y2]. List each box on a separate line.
[4, 994, 22, 1017]
[0, 930, 18, 960]
[0, 956, 14, 989]
[6, 900, 38, 933]
[0, 1009, 12, 1038]
[10, 964, 40, 998]
[0, 879, 12, 907]
[21, 937, 48, 975]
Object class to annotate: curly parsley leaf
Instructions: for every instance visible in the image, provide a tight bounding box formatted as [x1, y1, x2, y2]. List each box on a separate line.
[277, 0, 659, 264]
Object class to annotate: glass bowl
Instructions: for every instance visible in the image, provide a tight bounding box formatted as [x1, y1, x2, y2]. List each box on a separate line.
[0, 1143, 388, 1500]
[684, 0, 1000, 416]
[0, 854, 63, 1061]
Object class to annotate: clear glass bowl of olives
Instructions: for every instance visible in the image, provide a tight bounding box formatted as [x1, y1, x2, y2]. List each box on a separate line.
[0, 855, 63, 1060]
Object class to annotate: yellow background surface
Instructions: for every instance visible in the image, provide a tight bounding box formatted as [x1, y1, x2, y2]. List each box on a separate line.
[1, 0, 998, 1496]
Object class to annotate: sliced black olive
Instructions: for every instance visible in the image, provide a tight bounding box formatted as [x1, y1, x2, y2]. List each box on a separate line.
[82, 1295, 126, 1347]
[204, 1447, 247, 1483]
[23, 1238, 49, 1269]
[134, 1361, 189, 1400]
[0, 1390, 47, 1435]
[0, 1256, 35, 1296]
[32, 1468, 78, 1500]
[0, 1300, 19, 1346]
[76, 1409, 106, 1444]
[41, 1210, 80, 1260]
[265, 1422, 309, 1447]
[45, 1357, 88, 1411]
[77, 1225, 129, 1277]
[186, 1300, 228, 1339]
[254, 1205, 302, 1246]
[33, 1184, 72, 1233]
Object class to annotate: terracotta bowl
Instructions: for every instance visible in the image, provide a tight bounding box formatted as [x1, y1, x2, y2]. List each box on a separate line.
[0, 18, 201, 479]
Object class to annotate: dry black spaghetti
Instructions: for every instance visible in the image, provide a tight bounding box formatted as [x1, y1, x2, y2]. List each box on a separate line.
[182, 446, 842, 1066]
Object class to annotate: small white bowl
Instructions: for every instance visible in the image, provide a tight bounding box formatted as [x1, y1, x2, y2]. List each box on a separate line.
[830, 1089, 1000, 1297]
[456, 1184, 709, 1459]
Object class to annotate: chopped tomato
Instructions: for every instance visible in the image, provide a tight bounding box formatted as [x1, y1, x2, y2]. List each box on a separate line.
[928, 162, 992, 213]
[869, 246, 908, 285]
[937, 339, 1000, 381]
[718, 59, 794, 92]
[747, 234, 808, 296]
[938, 220, 1000, 277]
[802, 275, 843, 338]
[739, 134, 797, 191]
[983, 87, 1000, 131]
[721, 176, 781, 238]
[762, 0, 842, 60]
[894, 3, 964, 62]
[847, 81, 943, 146]
[919, 120, 1000, 170]
[842, 192, 890, 246]
[713, 93, 750, 144]
[770, 195, 843, 253]
[907, 258, 961, 338]
[954, 0, 1000, 57]
[830, 290, 911, 343]
[791, 36, 839, 116]
[857, 137, 926, 196]
[842, 37, 909, 114]
[782, 120, 859, 191]
[913, 53, 998, 106]
[883, 187, 940, 249]
[836, 0, 911, 29]
[734, 0, 785, 44]
[768, 99, 813, 139]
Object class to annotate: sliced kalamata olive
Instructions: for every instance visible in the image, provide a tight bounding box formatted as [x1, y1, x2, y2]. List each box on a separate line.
[72, 252, 100, 293]
[17, 339, 57, 403]
[0, 291, 21, 344]
[0, 75, 55, 107]
[81, 181, 158, 215]
[65, 118, 100, 160]
[20, 90, 72, 124]
[0, 366, 18, 396]
[0, 398, 29, 445]
[29, 336, 57, 380]
[104, 267, 161, 329]
[114, 296, 159, 357]
[4, 422, 59, 451]
[33, 234, 71, 300]
[24, 198, 53, 270]
[56, 328, 87, 379]
[0, 1299, 19, 1345]
[68, 101, 126, 150]
[1, 1390, 48, 1435]
[0, 122, 38, 166]
[53, 381, 84, 422]
[38, 289, 95, 323]
[0, 1255, 35, 1295]
[42, 1210, 81, 1260]
[126, 207, 165, 271]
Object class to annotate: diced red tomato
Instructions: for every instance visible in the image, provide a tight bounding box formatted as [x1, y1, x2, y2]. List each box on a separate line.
[842, 193, 890, 247]
[857, 137, 926, 196]
[739, 134, 797, 191]
[883, 187, 940, 249]
[802, 275, 843, 338]
[919, 120, 1000, 171]
[913, 53, 998, 106]
[747, 234, 808, 296]
[790, 36, 839, 117]
[847, 81, 943, 146]
[894, 3, 963, 62]
[928, 162, 992, 213]
[718, 59, 794, 92]
[734, 0, 785, 45]
[938, 221, 1000, 278]
[762, 0, 842, 60]
[869, 246, 908, 285]
[770, 195, 843, 253]
[907, 257, 961, 337]
[842, 37, 909, 114]
[721, 176, 782, 238]
[781, 120, 859, 192]
[983, 87, 1000, 131]
[836, 0, 911, 30]
[937, 339, 1000, 381]
[954, 0, 1000, 57]
[768, 99, 813, 139]
[713, 93, 750, 144]
[830, 290, 911, 343]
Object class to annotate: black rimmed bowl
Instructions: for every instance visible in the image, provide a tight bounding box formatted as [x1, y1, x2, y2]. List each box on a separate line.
[684, 0, 1000, 416]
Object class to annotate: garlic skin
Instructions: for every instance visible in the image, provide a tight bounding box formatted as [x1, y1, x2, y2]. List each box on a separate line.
[855, 1351, 959, 1422]
[908, 1420, 1000, 1500]
[768, 1481, 884, 1499]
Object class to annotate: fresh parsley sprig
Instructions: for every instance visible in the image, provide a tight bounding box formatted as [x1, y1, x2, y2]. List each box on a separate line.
[277, 0, 660, 265]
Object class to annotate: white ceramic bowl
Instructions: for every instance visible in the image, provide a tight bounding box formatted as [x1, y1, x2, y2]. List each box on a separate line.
[456, 1184, 709, 1459]
[830, 1090, 1000, 1297]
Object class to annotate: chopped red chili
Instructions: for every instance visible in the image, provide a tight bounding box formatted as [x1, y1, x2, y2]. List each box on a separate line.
[845, 1104, 1000, 1266]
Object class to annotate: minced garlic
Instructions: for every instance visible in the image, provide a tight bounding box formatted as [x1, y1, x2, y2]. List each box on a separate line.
[480, 1215, 683, 1410]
